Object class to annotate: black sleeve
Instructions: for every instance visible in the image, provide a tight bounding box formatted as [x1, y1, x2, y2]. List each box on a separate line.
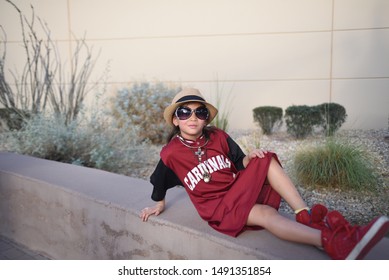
[227, 136, 246, 171]
[150, 159, 183, 201]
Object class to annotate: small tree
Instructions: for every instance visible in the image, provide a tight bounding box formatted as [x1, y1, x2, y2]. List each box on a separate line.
[285, 105, 322, 139]
[316, 103, 347, 136]
[252, 106, 283, 135]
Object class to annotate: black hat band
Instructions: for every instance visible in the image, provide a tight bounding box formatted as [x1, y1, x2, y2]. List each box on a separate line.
[176, 95, 205, 103]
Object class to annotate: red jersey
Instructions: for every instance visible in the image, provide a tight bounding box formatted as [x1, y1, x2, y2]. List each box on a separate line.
[150, 128, 281, 237]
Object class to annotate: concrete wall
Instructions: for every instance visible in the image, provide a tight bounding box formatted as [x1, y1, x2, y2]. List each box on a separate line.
[0, 152, 328, 259]
[0, 0, 388, 130]
[1, 152, 389, 260]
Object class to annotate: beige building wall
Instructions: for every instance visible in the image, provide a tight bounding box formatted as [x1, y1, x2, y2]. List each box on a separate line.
[1, 0, 388, 130]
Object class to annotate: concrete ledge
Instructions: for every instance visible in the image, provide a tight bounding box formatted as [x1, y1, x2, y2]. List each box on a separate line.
[0, 152, 388, 259]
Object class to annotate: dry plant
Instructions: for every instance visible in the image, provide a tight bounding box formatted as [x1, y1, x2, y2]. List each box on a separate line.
[0, 0, 102, 127]
[235, 130, 262, 154]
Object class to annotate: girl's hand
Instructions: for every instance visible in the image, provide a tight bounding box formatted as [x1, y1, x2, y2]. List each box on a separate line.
[243, 148, 268, 168]
[140, 200, 165, 222]
[248, 148, 268, 160]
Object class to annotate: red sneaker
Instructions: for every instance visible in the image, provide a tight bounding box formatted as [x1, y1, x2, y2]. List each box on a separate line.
[322, 212, 389, 260]
[296, 204, 328, 230]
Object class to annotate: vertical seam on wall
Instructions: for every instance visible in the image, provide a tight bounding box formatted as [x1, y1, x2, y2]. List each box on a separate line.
[67, 0, 73, 73]
[329, 0, 335, 103]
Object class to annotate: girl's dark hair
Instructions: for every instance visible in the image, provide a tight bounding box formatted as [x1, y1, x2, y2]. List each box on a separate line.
[166, 125, 217, 143]
[166, 126, 180, 143]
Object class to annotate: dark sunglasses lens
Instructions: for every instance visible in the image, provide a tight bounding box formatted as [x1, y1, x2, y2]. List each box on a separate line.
[195, 107, 209, 120]
[176, 107, 192, 120]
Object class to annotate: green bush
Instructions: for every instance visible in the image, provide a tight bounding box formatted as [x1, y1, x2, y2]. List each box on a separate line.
[111, 82, 181, 144]
[315, 103, 347, 136]
[293, 140, 380, 191]
[285, 105, 322, 139]
[252, 106, 283, 135]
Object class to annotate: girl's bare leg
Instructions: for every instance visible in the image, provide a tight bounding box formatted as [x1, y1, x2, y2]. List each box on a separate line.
[247, 204, 322, 247]
[267, 158, 308, 212]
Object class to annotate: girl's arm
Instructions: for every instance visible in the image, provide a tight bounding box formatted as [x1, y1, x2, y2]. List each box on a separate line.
[140, 199, 165, 222]
[142, 159, 181, 222]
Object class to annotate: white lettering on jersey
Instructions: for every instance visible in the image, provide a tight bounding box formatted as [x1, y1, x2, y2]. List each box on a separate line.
[183, 154, 232, 191]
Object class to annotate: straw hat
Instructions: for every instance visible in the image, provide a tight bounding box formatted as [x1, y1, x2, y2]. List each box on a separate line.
[163, 88, 218, 126]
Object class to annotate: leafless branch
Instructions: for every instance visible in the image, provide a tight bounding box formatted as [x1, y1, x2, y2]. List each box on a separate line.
[0, 0, 102, 126]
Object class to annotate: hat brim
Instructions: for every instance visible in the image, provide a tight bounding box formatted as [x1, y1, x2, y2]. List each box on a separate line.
[164, 100, 218, 127]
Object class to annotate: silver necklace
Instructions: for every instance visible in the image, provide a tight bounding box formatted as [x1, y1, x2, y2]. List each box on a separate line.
[177, 135, 211, 183]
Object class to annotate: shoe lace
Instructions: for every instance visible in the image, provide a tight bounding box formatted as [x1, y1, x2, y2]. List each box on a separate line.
[328, 222, 357, 243]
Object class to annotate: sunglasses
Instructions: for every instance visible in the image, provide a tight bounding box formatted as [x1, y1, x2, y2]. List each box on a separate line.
[175, 106, 209, 121]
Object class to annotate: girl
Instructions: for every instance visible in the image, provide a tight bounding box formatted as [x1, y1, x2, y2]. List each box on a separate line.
[140, 88, 389, 260]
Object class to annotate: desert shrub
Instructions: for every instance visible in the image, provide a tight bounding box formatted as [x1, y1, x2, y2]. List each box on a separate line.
[10, 113, 93, 165]
[292, 140, 380, 191]
[252, 106, 283, 135]
[111, 82, 181, 144]
[315, 103, 347, 136]
[6, 106, 157, 177]
[285, 105, 322, 139]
